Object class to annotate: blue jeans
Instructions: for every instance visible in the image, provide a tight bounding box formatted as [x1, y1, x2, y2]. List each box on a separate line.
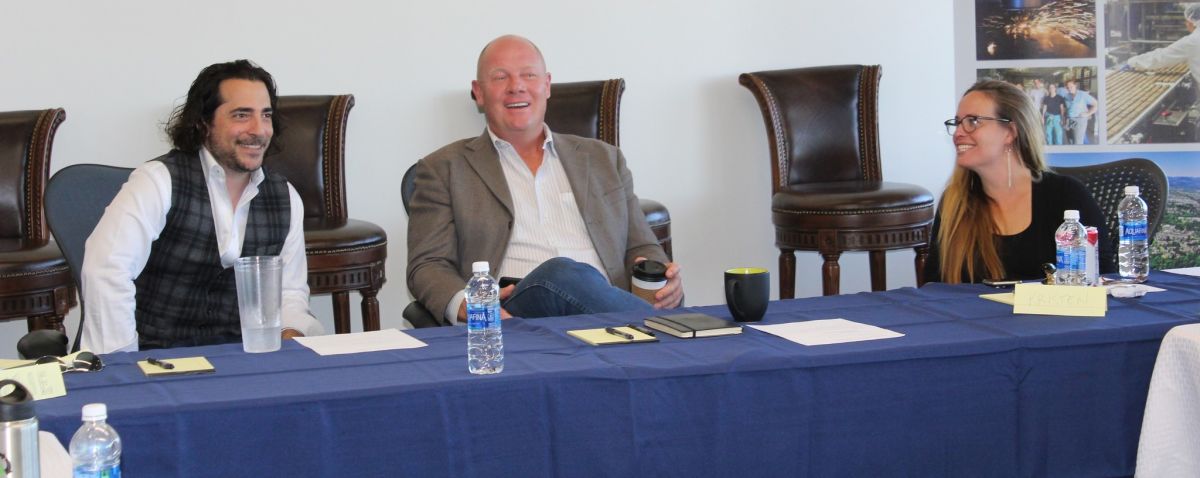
[1045, 114, 1063, 145]
[502, 257, 653, 318]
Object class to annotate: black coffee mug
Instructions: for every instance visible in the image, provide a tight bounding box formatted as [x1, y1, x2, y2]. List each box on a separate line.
[725, 268, 769, 322]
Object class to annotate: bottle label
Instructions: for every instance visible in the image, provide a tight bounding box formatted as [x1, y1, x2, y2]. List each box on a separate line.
[1072, 247, 1085, 277]
[1121, 220, 1147, 241]
[73, 464, 121, 478]
[466, 302, 500, 330]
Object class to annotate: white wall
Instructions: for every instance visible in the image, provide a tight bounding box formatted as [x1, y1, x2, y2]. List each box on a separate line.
[0, 0, 956, 357]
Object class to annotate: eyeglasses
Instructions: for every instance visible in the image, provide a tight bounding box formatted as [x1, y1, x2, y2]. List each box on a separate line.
[33, 351, 104, 373]
[944, 115, 1011, 135]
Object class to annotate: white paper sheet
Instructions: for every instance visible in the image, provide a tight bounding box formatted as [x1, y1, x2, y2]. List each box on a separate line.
[749, 318, 904, 346]
[1164, 267, 1200, 277]
[293, 328, 427, 356]
[1105, 282, 1166, 298]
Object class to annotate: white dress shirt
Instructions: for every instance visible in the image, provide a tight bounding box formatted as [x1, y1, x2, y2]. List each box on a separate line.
[443, 125, 608, 323]
[81, 148, 323, 353]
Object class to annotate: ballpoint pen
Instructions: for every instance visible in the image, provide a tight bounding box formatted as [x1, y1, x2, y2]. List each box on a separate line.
[604, 327, 635, 341]
[626, 324, 656, 337]
[145, 357, 175, 370]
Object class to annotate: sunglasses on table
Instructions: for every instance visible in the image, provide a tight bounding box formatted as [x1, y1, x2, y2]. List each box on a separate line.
[31, 351, 104, 373]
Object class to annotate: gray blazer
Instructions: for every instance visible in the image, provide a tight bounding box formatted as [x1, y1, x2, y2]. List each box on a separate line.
[406, 131, 668, 318]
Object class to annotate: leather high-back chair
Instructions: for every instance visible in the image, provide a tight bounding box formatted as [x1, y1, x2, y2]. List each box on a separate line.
[399, 78, 671, 327]
[1054, 158, 1168, 256]
[544, 79, 672, 256]
[0, 108, 76, 332]
[265, 95, 387, 334]
[739, 65, 935, 297]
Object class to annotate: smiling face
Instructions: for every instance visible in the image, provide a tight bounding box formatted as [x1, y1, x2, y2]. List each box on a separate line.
[471, 36, 551, 145]
[953, 91, 1015, 173]
[205, 78, 273, 174]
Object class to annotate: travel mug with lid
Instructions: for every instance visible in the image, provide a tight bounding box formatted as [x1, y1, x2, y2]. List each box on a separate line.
[0, 379, 40, 478]
[631, 260, 668, 304]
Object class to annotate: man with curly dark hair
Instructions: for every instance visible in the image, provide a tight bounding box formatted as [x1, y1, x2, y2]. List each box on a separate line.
[81, 60, 322, 353]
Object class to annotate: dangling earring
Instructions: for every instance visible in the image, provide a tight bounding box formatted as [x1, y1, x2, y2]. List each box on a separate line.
[1006, 145, 1013, 189]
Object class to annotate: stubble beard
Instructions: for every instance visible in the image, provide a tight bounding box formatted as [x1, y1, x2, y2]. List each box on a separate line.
[207, 138, 267, 174]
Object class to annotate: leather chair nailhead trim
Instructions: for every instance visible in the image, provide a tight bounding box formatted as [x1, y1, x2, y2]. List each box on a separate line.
[305, 241, 387, 256]
[773, 204, 934, 216]
[0, 265, 71, 279]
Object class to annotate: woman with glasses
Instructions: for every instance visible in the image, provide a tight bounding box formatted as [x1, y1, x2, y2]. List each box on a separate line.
[925, 80, 1115, 283]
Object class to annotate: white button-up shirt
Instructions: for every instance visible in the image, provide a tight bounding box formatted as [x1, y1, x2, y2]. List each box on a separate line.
[443, 126, 607, 323]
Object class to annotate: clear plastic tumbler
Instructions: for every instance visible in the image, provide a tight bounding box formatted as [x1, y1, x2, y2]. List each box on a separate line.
[234, 256, 283, 353]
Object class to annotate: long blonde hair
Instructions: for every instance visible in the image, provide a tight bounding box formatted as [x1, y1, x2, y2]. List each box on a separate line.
[937, 80, 1048, 283]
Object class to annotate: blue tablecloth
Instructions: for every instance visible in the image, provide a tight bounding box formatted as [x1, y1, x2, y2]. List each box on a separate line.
[35, 273, 1200, 477]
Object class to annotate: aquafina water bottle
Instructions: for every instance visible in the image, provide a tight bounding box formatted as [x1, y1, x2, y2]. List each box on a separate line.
[466, 261, 503, 374]
[1118, 185, 1150, 283]
[1054, 210, 1087, 286]
[69, 403, 121, 478]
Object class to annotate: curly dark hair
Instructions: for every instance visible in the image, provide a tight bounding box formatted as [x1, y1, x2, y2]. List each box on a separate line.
[166, 60, 281, 154]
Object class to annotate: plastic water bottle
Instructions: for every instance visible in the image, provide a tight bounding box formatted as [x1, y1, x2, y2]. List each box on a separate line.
[69, 403, 121, 478]
[466, 261, 503, 374]
[1118, 185, 1150, 283]
[1054, 210, 1088, 286]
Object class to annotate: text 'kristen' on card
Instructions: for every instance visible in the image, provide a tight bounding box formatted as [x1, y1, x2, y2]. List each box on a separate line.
[749, 318, 903, 346]
[1013, 283, 1106, 317]
[294, 328, 427, 356]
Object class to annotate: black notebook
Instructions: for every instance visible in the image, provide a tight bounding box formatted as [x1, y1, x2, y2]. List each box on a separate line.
[644, 313, 743, 338]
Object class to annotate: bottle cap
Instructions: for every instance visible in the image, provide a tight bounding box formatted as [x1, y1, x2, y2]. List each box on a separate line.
[471, 261, 489, 273]
[0, 379, 36, 422]
[1063, 210, 1079, 220]
[81, 403, 107, 421]
[1125, 185, 1140, 195]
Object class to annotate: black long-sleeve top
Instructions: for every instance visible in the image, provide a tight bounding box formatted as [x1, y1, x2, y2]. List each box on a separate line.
[924, 171, 1117, 283]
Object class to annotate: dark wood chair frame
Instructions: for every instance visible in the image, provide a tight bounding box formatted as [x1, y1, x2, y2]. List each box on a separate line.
[270, 95, 386, 334]
[0, 108, 76, 333]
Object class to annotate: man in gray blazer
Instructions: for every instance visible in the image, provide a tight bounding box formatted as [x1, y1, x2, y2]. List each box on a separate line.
[407, 35, 684, 324]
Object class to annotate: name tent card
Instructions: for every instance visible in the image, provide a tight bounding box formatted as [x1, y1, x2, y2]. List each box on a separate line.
[1013, 283, 1107, 317]
[0, 363, 66, 400]
[979, 292, 1015, 305]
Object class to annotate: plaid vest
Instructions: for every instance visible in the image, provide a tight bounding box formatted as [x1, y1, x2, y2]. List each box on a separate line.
[134, 151, 291, 349]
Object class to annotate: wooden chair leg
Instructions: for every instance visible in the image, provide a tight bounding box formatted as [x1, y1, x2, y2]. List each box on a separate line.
[359, 287, 380, 332]
[821, 251, 842, 296]
[332, 291, 351, 334]
[914, 245, 930, 286]
[779, 249, 796, 299]
[27, 314, 65, 334]
[869, 250, 887, 292]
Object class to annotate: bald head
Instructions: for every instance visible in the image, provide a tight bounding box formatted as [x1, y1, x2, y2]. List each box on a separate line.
[471, 34, 553, 147]
[477, 35, 546, 81]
